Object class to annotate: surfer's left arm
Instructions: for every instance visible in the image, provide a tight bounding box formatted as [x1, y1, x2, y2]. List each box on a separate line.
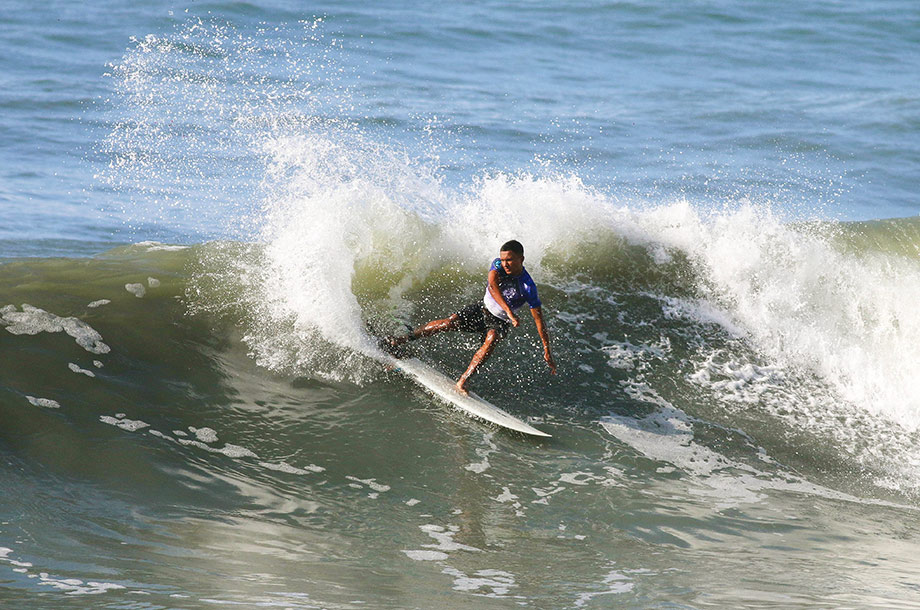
[530, 307, 556, 375]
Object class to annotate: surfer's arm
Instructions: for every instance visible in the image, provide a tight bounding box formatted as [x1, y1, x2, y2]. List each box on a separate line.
[487, 268, 519, 327]
[530, 307, 556, 375]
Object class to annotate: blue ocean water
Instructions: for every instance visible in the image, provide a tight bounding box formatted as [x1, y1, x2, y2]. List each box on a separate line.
[2, 0, 918, 256]
[3, 1, 920, 608]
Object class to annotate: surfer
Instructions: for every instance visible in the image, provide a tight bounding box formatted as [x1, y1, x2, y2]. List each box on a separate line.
[384, 240, 556, 395]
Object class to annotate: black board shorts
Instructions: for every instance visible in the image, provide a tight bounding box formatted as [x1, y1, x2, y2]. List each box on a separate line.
[455, 302, 511, 340]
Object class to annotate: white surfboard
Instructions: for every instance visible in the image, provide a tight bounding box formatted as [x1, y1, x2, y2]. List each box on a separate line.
[387, 356, 551, 438]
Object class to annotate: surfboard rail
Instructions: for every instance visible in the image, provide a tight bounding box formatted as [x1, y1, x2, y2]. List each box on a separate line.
[388, 356, 551, 438]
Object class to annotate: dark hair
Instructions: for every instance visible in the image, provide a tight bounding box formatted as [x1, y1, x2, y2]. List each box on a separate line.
[500, 240, 524, 256]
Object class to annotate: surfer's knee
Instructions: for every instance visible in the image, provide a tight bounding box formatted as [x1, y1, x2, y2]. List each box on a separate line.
[481, 329, 501, 350]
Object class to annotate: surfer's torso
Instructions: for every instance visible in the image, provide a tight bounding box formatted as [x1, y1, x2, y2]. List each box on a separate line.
[483, 257, 541, 321]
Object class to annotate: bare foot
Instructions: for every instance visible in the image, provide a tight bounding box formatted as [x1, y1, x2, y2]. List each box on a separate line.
[454, 381, 469, 396]
[378, 335, 406, 357]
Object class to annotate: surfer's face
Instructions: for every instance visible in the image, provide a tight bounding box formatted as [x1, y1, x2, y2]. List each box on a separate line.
[499, 250, 524, 276]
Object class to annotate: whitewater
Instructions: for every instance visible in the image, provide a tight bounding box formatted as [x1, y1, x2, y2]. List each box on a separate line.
[2, 1, 920, 608]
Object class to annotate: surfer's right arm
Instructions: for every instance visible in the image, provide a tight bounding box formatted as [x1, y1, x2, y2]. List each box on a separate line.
[531, 306, 557, 375]
[487, 268, 520, 327]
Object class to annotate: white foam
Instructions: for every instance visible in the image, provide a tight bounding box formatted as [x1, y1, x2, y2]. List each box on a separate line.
[26, 396, 60, 409]
[87, 300, 110, 308]
[531, 486, 565, 505]
[36, 573, 125, 595]
[421, 524, 480, 552]
[100, 415, 150, 432]
[174, 436, 260, 458]
[465, 462, 489, 474]
[189, 426, 218, 443]
[147, 277, 160, 288]
[603, 338, 670, 372]
[259, 461, 325, 475]
[402, 523, 481, 563]
[494, 486, 525, 517]
[1, 304, 110, 354]
[175, 426, 266, 462]
[599, 403, 915, 511]
[690, 356, 786, 404]
[213, 128, 439, 382]
[68, 363, 96, 378]
[219, 444, 258, 458]
[654, 293, 745, 336]
[0, 548, 124, 596]
[454, 192, 920, 459]
[138, 423, 287, 467]
[125, 283, 146, 298]
[464, 432, 497, 474]
[345, 476, 390, 495]
[651, 204, 920, 432]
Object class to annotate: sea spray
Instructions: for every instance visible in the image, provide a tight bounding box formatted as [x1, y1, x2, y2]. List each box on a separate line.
[99, 18, 344, 240]
[443, 171, 616, 272]
[194, 129, 452, 381]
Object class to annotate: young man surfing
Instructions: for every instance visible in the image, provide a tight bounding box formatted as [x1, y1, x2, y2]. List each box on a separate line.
[384, 240, 556, 395]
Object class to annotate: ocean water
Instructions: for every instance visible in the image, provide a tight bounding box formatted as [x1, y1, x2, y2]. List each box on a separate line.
[2, 1, 920, 608]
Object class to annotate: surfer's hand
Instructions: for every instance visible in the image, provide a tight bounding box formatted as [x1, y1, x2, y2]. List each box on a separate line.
[510, 314, 520, 327]
[545, 351, 557, 375]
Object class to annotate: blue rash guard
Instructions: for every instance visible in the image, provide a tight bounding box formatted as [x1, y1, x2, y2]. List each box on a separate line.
[482, 257, 542, 322]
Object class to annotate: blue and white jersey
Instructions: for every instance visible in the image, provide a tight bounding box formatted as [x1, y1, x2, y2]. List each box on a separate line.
[483, 258, 542, 321]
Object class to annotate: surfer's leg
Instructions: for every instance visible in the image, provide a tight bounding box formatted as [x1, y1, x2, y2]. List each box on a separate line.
[386, 314, 460, 350]
[456, 329, 501, 395]
[414, 314, 461, 338]
[397, 301, 484, 344]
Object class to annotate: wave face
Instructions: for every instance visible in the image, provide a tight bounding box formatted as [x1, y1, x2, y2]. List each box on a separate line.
[3, 212, 920, 607]
[4, 208, 920, 493]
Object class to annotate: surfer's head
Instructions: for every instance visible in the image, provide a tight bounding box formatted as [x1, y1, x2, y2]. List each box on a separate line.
[499, 240, 525, 275]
